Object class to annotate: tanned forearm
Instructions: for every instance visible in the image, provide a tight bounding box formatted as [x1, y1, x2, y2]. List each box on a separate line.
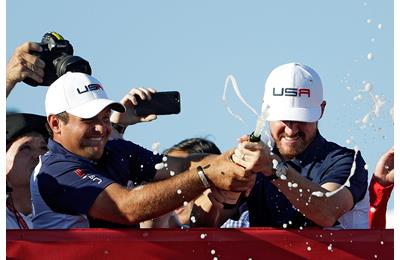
[90, 169, 206, 225]
[272, 165, 353, 227]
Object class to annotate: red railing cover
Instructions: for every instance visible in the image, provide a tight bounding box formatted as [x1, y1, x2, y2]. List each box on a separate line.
[7, 228, 393, 259]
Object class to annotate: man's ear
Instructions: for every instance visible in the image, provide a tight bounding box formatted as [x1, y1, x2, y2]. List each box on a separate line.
[320, 101, 327, 119]
[47, 115, 62, 135]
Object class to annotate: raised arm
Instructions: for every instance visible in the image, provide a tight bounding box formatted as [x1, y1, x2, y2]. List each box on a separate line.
[6, 42, 45, 97]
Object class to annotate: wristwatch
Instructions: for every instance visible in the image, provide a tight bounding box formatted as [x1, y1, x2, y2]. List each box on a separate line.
[272, 160, 289, 180]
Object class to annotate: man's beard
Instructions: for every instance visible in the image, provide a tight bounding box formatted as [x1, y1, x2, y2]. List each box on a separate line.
[276, 131, 309, 159]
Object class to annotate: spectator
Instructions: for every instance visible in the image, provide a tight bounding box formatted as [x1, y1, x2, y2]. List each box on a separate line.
[31, 72, 258, 228]
[6, 113, 48, 229]
[140, 137, 222, 228]
[193, 62, 369, 229]
[369, 148, 394, 229]
[6, 42, 47, 229]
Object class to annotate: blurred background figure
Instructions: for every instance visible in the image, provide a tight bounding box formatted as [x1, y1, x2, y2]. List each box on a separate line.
[6, 113, 49, 229]
[140, 137, 221, 228]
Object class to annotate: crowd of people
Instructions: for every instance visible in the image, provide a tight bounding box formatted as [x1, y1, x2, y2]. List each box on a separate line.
[6, 41, 394, 230]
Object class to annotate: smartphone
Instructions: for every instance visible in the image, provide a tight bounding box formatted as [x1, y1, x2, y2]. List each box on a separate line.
[134, 91, 181, 116]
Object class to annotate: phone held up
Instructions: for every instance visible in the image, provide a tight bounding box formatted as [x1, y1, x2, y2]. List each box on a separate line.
[134, 91, 181, 116]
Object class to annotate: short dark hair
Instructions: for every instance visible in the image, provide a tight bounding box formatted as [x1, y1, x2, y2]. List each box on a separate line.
[164, 138, 221, 155]
[46, 112, 70, 138]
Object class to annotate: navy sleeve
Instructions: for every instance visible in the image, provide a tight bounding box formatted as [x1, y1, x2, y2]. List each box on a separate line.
[319, 149, 368, 204]
[107, 140, 164, 183]
[38, 161, 114, 215]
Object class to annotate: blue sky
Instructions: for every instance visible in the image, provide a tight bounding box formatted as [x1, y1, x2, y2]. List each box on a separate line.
[6, 1, 394, 217]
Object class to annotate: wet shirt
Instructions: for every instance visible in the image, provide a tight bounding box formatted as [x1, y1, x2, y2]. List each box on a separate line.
[31, 139, 163, 229]
[247, 131, 368, 228]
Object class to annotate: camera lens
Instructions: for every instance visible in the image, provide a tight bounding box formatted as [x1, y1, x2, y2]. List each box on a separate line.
[55, 55, 92, 77]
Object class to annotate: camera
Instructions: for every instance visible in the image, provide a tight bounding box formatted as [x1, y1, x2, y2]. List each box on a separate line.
[23, 32, 92, 86]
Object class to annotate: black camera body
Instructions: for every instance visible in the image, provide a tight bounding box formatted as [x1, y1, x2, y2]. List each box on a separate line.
[23, 32, 92, 86]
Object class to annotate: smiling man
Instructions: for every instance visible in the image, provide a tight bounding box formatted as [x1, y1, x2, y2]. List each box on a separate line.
[194, 63, 369, 229]
[30, 72, 258, 229]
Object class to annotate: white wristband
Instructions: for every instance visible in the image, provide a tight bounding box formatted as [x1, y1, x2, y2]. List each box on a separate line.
[197, 166, 210, 189]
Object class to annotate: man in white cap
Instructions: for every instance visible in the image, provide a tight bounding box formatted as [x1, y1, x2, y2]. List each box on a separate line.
[30, 72, 258, 228]
[193, 63, 369, 229]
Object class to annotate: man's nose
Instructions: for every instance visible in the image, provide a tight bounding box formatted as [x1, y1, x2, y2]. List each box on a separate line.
[283, 121, 300, 135]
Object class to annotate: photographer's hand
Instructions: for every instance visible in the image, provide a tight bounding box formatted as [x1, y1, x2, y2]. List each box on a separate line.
[110, 87, 158, 127]
[6, 42, 45, 97]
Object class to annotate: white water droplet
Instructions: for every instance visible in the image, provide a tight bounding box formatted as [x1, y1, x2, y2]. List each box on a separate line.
[362, 114, 369, 124]
[346, 139, 352, 145]
[353, 94, 363, 101]
[213, 257, 218, 260]
[371, 38, 375, 42]
[377, 24, 383, 29]
[170, 171, 175, 176]
[374, 254, 378, 258]
[328, 244, 333, 251]
[311, 191, 324, 197]
[370, 207, 376, 213]
[152, 142, 160, 150]
[364, 82, 373, 92]
[190, 216, 196, 223]
[154, 163, 165, 170]
[200, 233, 207, 239]
[367, 52, 374, 60]
[288, 182, 293, 188]
[177, 189, 182, 195]
[288, 221, 292, 225]
[364, 164, 368, 170]
[307, 246, 312, 252]
[380, 241, 384, 245]
[367, 18, 372, 24]
[299, 189, 303, 193]
[211, 249, 216, 255]
[162, 156, 168, 162]
[292, 183, 298, 188]
[283, 223, 288, 228]
[299, 226, 303, 230]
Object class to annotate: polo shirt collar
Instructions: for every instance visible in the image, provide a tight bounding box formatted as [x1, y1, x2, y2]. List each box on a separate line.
[48, 139, 103, 165]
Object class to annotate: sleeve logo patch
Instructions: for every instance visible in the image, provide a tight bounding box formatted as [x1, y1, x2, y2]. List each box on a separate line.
[74, 169, 103, 184]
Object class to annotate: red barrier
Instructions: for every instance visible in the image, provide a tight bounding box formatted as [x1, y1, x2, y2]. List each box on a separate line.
[7, 228, 393, 259]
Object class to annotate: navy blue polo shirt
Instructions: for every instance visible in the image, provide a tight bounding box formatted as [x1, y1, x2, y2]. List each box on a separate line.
[31, 139, 163, 229]
[247, 131, 368, 228]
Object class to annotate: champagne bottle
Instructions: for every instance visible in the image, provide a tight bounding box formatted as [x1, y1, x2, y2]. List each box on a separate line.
[249, 131, 261, 142]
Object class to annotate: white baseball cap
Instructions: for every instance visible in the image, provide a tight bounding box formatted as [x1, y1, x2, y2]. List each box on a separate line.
[262, 62, 324, 122]
[45, 72, 125, 119]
